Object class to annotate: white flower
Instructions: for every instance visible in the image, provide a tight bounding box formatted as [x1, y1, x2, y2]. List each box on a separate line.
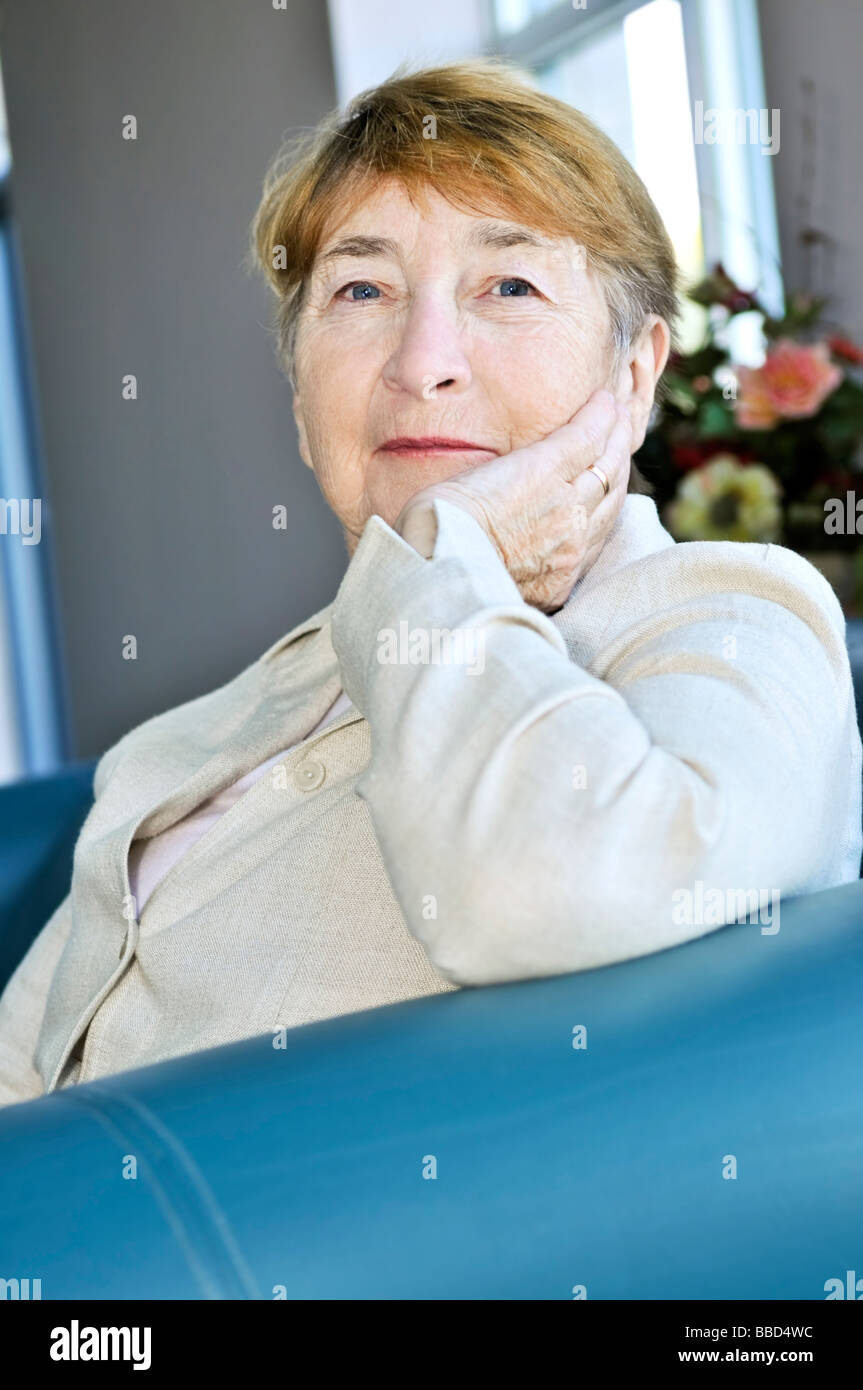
[665, 454, 783, 542]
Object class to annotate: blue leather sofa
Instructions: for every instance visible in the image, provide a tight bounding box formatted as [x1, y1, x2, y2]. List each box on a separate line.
[0, 623, 862, 1300]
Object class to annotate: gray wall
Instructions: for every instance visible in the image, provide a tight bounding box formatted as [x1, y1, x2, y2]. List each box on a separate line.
[758, 0, 863, 342]
[0, 0, 344, 759]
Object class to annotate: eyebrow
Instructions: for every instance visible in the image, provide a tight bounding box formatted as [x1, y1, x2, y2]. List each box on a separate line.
[314, 222, 554, 270]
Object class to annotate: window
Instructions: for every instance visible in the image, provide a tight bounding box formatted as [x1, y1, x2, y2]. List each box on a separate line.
[0, 51, 70, 779]
[489, 0, 784, 362]
[535, 2, 704, 350]
[493, 0, 563, 33]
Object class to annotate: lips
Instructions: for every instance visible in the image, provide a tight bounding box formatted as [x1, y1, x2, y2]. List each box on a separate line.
[379, 436, 497, 455]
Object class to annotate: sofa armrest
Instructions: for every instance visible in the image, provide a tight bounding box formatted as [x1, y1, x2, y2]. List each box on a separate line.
[0, 761, 96, 994]
[0, 875, 861, 1299]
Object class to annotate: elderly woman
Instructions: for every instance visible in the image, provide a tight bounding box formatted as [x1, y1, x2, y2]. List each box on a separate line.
[1, 60, 861, 1105]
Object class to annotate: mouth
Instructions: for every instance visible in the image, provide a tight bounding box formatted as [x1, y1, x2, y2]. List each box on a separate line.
[378, 436, 499, 458]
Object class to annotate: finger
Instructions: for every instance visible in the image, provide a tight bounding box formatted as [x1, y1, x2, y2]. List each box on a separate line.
[563, 411, 631, 537]
[566, 386, 618, 431]
[552, 389, 620, 482]
[500, 388, 617, 481]
[580, 466, 613, 506]
[571, 408, 631, 500]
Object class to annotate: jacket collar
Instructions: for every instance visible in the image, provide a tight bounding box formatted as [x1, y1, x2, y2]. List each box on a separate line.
[567, 494, 675, 595]
[110, 607, 349, 847]
[550, 494, 676, 650]
[259, 603, 337, 663]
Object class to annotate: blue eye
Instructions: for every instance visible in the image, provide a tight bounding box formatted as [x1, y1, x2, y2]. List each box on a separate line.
[334, 277, 537, 303]
[337, 281, 381, 301]
[495, 278, 536, 297]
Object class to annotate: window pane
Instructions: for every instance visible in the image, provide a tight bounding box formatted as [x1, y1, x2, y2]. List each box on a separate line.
[0, 46, 66, 775]
[0, 52, 10, 180]
[493, 0, 564, 37]
[538, 0, 705, 348]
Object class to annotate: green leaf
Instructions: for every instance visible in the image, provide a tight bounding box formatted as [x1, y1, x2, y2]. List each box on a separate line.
[696, 399, 736, 438]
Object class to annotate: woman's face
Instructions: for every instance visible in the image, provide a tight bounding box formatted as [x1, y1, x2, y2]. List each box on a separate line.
[292, 176, 622, 556]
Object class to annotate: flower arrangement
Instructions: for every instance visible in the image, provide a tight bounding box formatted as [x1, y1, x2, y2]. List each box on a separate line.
[636, 264, 863, 611]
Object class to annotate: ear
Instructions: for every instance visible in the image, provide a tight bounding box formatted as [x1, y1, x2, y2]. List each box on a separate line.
[292, 392, 313, 471]
[611, 316, 671, 453]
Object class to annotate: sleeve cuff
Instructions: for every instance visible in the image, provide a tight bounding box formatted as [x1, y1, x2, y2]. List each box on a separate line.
[331, 497, 569, 711]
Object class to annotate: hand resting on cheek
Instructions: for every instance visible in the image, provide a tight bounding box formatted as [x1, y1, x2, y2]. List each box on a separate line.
[394, 387, 633, 613]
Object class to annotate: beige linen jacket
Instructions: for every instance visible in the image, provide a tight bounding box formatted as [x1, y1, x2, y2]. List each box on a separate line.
[0, 495, 861, 1106]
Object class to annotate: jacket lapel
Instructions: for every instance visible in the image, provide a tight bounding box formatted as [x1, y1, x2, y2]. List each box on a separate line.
[73, 600, 366, 941]
[145, 621, 345, 831]
[38, 603, 367, 1090]
[550, 495, 676, 655]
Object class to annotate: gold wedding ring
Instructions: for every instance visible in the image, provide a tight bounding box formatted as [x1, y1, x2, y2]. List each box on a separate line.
[585, 463, 610, 498]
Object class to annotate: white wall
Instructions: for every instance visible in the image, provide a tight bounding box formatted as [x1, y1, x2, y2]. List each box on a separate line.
[327, 0, 489, 104]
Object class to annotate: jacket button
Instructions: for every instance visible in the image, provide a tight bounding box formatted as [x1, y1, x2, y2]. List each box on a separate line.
[293, 759, 326, 792]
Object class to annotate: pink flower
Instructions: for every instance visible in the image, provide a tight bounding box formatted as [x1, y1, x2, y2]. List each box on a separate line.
[735, 339, 842, 429]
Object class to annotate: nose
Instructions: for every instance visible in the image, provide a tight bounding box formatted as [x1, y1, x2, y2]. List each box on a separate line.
[381, 288, 472, 399]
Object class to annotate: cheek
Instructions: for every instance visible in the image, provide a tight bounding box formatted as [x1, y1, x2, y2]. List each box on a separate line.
[295, 334, 372, 465]
[474, 312, 611, 439]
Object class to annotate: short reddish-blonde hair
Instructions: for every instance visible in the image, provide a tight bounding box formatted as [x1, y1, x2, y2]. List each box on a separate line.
[249, 57, 680, 495]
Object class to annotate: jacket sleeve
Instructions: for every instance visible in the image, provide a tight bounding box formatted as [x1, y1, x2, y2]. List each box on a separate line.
[331, 497, 861, 986]
[0, 893, 74, 1106]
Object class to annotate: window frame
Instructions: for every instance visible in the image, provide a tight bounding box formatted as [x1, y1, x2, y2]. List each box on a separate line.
[483, 0, 785, 323]
[0, 164, 73, 778]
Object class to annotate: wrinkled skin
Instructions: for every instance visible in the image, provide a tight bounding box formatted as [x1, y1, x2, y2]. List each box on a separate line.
[291, 176, 670, 612]
[394, 391, 632, 611]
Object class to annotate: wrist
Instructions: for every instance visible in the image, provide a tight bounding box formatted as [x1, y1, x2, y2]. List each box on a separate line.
[394, 496, 439, 558]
